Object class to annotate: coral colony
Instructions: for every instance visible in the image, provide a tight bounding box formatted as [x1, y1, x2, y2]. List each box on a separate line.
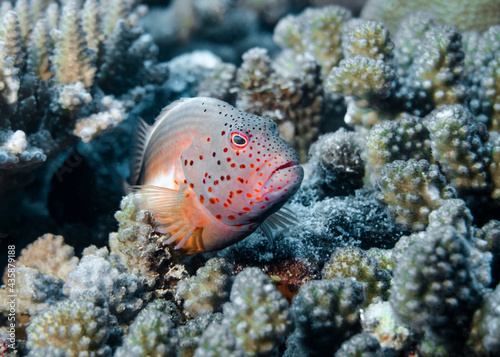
[1, 0, 500, 356]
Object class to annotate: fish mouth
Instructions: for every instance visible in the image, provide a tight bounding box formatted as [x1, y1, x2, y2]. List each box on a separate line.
[263, 160, 302, 187]
[268, 161, 300, 178]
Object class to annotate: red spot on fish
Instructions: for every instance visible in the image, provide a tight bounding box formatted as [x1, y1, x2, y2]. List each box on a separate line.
[174, 180, 178, 185]
[214, 180, 219, 185]
[223, 203, 228, 208]
[189, 183, 194, 188]
[240, 164, 246, 169]
[209, 198, 216, 204]
[260, 206, 266, 209]
[184, 159, 188, 166]
[243, 207, 251, 211]
[246, 193, 252, 198]
[220, 176, 225, 181]
[237, 177, 244, 183]
[199, 155, 203, 160]
[212, 152, 216, 157]
[231, 163, 236, 168]
[256, 196, 262, 201]
[207, 138, 210, 142]
[229, 191, 234, 198]
[250, 163, 255, 168]
[205, 173, 208, 178]
[216, 214, 222, 220]
[184, 180, 188, 184]
[227, 157, 231, 162]
[236, 225, 242, 229]
[224, 148, 228, 153]
[236, 189, 243, 194]
[185, 193, 190, 198]
[248, 225, 253, 230]
[208, 187, 213, 192]
[226, 175, 231, 180]
[228, 215, 235, 220]
[221, 131, 226, 136]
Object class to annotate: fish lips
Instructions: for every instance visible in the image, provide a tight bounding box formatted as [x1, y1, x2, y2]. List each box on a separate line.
[260, 161, 303, 201]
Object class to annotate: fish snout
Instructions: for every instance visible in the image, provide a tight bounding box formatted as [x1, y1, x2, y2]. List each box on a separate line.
[260, 160, 303, 202]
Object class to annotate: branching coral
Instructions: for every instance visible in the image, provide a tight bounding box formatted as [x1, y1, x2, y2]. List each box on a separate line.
[489, 131, 500, 198]
[0, 0, 167, 188]
[360, 301, 413, 353]
[390, 225, 482, 352]
[288, 278, 364, 355]
[363, 113, 432, 183]
[474, 220, 500, 284]
[467, 26, 500, 132]
[361, 0, 500, 33]
[0, 266, 64, 317]
[406, 25, 466, 110]
[63, 247, 150, 324]
[377, 159, 456, 231]
[15, 233, 79, 281]
[26, 296, 116, 357]
[333, 332, 382, 357]
[178, 313, 223, 357]
[467, 282, 500, 356]
[321, 247, 390, 306]
[223, 267, 292, 355]
[110, 195, 188, 293]
[427, 198, 473, 239]
[194, 320, 245, 357]
[273, 5, 352, 76]
[325, 56, 394, 104]
[176, 258, 233, 318]
[233, 47, 324, 161]
[308, 128, 365, 196]
[424, 105, 491, 192]
[319, 10, 500, 135]
[115, 299, 179, 357]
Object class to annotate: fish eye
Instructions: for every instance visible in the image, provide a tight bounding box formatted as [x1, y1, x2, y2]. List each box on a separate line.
[230, 132, 248, 148]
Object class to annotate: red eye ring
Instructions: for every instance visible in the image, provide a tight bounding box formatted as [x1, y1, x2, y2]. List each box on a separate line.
[230, 132, 248, 148]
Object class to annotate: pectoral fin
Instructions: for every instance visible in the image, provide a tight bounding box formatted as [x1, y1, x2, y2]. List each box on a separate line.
[131, 184, 203, 252]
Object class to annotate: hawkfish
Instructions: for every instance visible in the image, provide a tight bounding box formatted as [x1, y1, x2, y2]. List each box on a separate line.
[130, 97, 304, 254]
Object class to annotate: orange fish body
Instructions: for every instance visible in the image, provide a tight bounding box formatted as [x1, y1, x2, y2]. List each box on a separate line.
[131, 97, 303, 254]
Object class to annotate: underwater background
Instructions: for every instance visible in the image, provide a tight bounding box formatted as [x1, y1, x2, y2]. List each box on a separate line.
[1, 0, 500, 355]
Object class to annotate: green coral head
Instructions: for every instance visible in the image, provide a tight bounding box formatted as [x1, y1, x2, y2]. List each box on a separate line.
[325, 55, 395, 99]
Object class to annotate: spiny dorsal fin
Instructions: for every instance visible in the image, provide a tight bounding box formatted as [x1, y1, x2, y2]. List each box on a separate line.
[129, 117, 151, 185]
[129, 98, 191, 185]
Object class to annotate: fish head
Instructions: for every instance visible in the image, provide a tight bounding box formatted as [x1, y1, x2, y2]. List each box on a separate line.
[181, 102, 303, 232]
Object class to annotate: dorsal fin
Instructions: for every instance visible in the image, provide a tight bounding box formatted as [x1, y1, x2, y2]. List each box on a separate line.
[129, 117, 151, 185]
[129, 98, 191, 185]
